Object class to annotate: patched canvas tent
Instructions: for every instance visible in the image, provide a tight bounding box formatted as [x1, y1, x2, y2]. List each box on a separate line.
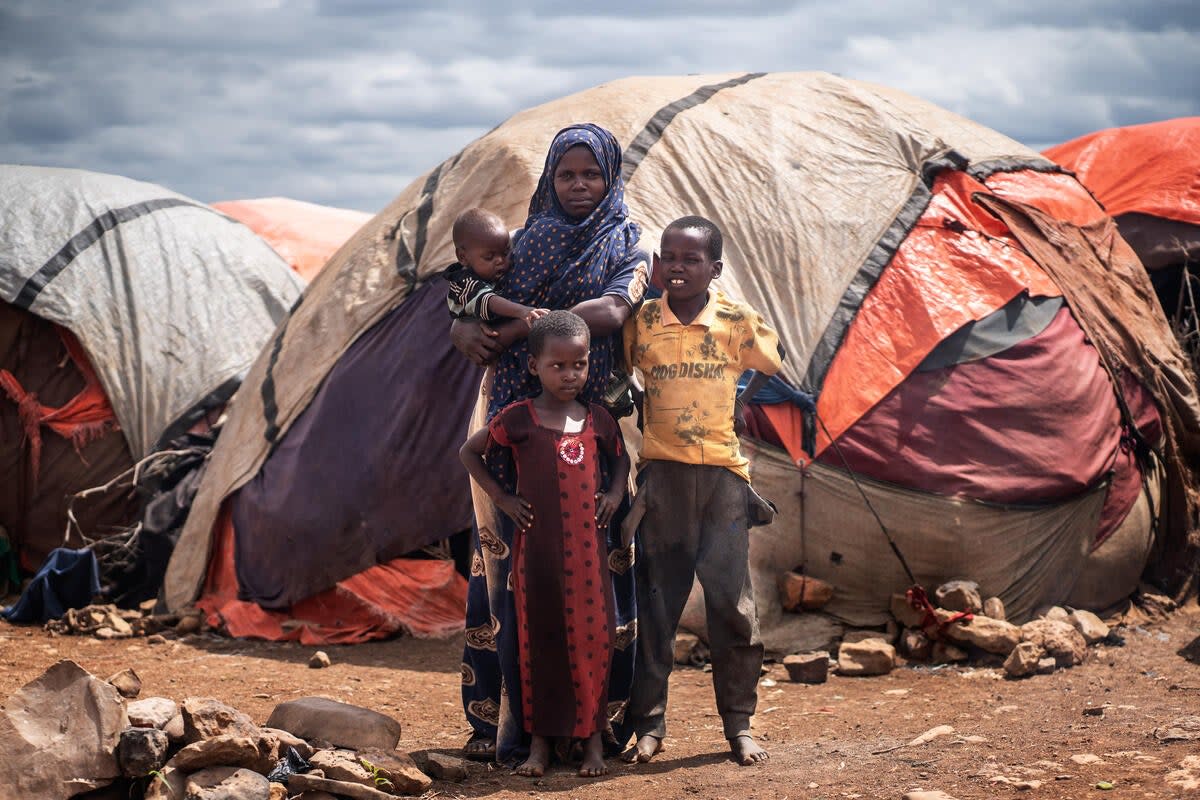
[1044, 118, 1200, 337]
[165, 73, 1200, 651]
[212, 198, 371, 282]
[1, 166, 304, 573]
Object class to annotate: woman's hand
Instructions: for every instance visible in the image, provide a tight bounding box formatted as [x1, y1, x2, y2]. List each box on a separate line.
[495, 493, 534, 530]
[450, 318, 503, 366]
[595, 486, 625, 529]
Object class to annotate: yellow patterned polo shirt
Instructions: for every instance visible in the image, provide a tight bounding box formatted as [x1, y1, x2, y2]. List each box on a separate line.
[623, 291, 783, 481]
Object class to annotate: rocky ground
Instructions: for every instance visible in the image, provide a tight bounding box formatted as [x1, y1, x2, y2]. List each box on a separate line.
[1, 604, 1199, 799]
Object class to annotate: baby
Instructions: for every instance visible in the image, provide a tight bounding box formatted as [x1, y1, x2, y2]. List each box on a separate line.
[444, 208, 547, 324]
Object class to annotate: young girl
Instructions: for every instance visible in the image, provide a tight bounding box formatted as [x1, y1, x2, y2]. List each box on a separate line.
[460, 310, 630, 778]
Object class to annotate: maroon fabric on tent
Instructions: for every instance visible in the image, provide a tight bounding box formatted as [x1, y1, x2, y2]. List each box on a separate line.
[230, 281, 481, 609]
[819, 306, 1123, 506]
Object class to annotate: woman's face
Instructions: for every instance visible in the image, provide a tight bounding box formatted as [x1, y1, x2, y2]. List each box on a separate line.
[553, 145, 606, 220]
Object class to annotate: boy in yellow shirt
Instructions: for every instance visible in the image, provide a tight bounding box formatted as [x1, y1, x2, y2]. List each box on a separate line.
[621, 216, 783, 766]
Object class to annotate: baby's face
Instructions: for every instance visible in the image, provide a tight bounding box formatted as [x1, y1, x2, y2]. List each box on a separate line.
[458, 227, 511, 282]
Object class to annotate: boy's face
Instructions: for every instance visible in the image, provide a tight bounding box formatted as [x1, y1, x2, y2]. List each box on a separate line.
[654, 226, 722, 303]
[455, 225, 510, 282]
[528, 334, 590, 403]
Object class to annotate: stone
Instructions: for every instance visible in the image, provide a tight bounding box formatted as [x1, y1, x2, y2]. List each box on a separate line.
[147, 634, 168, 645]
[1036, 605, 1070, 622]
[1071, 753, 1104, 765]
[782, 652, 829, 684]
[907, 724, 955, 746]
[117, 727, 169, 776]
[1003, 641, 1043, 678]
[1154, 715, 1200, 742]
[164, 713, 186, 744]
[263, 726, 315, 760]
[0, 659, 129, 798]
[268, 783, 288, 800]
[673, 632, 708, 665]
[1068, 609, 1110, 644]
[842, 629, 888, 645]
[1037, 657, 1057, 674]
[900, 628, 932, 661]
[836, 639, 895, 676]
[777, 571, 834, 611]
[309, 749, 378, 787]
[182, 697, 260, 743]
[309, 650, 331, 669]
[106, 667, 142, 699]
[934, 580, 982, 613]
[267, 697, 401, 753]
[415, 751, 470, 782]
[931, 642, 968, 664]
[357, 746, 434, 796]
[168, 732, 278, 774]
[890, 593, 926, 628]
[175, 614, 202, 635]
[1021, 619, 1087, 667]
[144, 766, 186, 800]
[983, 596, 1006, 621]
[293, 793, 339, 800]
[128, 697, 179, 730]
[185, 766, 270, 800]
[945, 615, 1021, 655]
[287, 773, 398, 800]
[903, 793, 961, 800]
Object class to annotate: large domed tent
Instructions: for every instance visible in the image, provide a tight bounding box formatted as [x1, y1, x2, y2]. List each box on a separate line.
[1043, 118, 1200, 345]
[1, 165, 304, 576]
[212, 197, 372, 282]
[165, 73, 1200, 650]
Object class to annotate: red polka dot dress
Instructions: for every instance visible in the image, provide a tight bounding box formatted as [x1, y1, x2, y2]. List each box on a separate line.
[487, 400, 620, 739]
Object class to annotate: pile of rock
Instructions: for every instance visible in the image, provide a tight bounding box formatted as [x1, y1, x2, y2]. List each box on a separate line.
[45, 601, 206, 640]
[777, 580, 1115, 682]
[0, 660, 445, 800]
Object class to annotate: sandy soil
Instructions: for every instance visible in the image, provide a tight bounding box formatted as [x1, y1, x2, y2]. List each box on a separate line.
[1, 607, 1199, 800]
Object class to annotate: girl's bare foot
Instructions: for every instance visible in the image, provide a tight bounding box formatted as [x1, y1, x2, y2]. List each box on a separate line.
[578, 732, 608, 777]
[516, 734, 550, 777]
[620, 734, 663, 763]
[729, 734, 768, 765]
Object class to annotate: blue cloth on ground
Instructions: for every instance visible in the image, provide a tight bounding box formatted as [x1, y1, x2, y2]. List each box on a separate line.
[1, 547, 100, 623]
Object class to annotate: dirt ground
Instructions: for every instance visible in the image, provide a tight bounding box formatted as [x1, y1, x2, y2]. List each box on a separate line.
[2, 606, 1199, 800]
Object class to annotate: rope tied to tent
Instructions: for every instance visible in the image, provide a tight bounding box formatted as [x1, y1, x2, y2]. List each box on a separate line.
[811, 409, 976, 637]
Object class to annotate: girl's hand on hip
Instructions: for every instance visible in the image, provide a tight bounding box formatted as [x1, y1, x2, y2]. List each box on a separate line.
[496, 493, 534, 530]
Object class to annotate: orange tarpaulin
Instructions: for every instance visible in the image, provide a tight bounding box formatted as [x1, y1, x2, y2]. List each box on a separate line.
[213, 198, 371, 282]
[196, 505, 468, 645]
[814, 170, 1064, 453]
[1043, 118, 1200, 227]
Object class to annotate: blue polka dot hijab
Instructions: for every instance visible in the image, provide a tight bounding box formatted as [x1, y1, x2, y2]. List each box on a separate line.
[488, 123, 642, 417]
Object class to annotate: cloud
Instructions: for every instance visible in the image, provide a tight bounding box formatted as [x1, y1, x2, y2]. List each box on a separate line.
[1, 1, 1197, 211]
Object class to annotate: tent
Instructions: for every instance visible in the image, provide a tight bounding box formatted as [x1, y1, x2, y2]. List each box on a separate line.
[1, 166, 304, 574]
[165, 73, 1200, 651]
[1043, 118, 1200, 336]
[212, 198, 372, 282]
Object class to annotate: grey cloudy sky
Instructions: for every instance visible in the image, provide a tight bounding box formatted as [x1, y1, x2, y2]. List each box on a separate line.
[2, 0, 1197, 211]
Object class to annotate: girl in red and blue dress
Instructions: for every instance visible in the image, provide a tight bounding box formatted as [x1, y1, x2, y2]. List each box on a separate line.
[461, 310, 630, 778]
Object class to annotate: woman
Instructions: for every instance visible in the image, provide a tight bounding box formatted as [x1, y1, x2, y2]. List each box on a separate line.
[452, 123, 649, 769]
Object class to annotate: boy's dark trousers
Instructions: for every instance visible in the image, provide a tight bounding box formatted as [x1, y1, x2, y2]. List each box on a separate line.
[625, 460, 763, 741]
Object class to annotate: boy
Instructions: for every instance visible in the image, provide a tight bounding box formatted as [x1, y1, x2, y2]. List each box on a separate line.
[621, 215, 783, 767]
[443, 207, 547, 323]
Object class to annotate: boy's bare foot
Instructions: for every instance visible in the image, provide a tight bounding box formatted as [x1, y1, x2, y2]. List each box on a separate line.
[578, 732, 608, 777]
[516, 734, 550, 777]
[620, 734, 663, 763]
[729, 734, 769, 765]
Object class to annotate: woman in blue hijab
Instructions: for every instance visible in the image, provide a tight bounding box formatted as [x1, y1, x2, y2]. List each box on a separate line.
[452, 123, 649, 767]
